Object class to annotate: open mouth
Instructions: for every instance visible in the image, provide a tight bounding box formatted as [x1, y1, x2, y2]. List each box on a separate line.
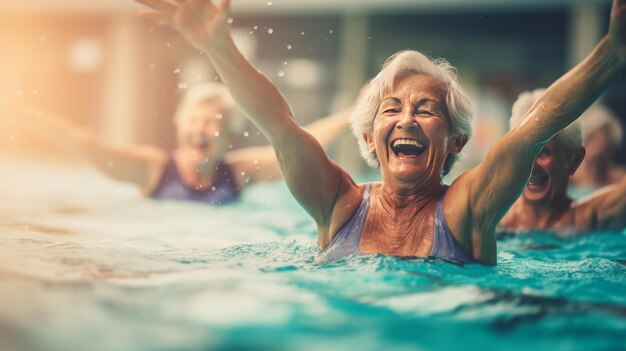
[527, 167, 549, 189]
[192, 139, 211, 152]
[390, 138, 426, 158]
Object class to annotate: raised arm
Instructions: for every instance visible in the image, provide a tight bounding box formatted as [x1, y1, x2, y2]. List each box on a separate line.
[6, 106, 166, 195]
[136, 0, 353, 226]
[449, 0, 626, 259]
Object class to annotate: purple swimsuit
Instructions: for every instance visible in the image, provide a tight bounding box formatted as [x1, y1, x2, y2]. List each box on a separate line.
[322, 183, 478, 264]
[150, 157, 240, 205]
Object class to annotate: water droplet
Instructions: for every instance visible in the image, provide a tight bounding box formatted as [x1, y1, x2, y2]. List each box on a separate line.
[283, 61, 288, 65]
[211, 186, 216, 191]
[267, 1, 272, 5]
[267, 28, 274, 34]
[329, 29, 334, 34]
[177, 82, 189, 90]
[301, 31, 305, 35]
[277, 70, 285, 77]
[253, 160, 259, 164]
[166, 42, 171, 47]
[227, 17, 234, 24]
[214, 131, 220, 137]
[253, 25, 258, 30]
[286, 44, 292, 50]
[241, 172, 246, 176]
[243, 131, 250, 137]
[228, 144, 233, 149]
[173, 68, 180, 74]
[215, 113, 223, 119]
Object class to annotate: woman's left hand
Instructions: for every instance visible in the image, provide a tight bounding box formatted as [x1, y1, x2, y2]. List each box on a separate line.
[135, 0, 232, 51]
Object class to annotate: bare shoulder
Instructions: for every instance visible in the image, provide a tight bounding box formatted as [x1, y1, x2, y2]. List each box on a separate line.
[572, 185, 625, 231]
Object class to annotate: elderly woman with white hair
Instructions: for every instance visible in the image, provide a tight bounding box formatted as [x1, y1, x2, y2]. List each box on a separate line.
[498, 89, 626, 235]
[571, 104, 626, 189]
[8, 81, 353, 204]
[137, 0, 626, 264]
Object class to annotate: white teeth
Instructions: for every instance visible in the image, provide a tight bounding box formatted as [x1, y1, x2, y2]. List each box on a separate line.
[392, 139, 423, 148]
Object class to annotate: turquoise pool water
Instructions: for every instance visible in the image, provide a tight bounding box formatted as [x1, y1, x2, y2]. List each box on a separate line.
[1, 158, 625, 351]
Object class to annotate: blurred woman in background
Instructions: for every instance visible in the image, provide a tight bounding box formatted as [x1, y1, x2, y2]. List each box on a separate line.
[571, 104, 625, 191]
[5, 81, 355, 204]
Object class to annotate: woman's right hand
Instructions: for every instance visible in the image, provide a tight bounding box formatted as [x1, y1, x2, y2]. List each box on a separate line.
[135, 0, 232, 51]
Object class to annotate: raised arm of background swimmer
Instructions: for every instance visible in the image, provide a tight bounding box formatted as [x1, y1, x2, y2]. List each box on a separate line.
[136, 0, 349, 223]
[5, 105, 165, 195]
[448, 0, 626, 250]
[577, 172, 626, 231]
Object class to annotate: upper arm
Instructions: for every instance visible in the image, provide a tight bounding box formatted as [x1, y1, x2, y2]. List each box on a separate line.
[271, 119, 351, 227]
[468, 127, 544, 227]
[80, 138, 168, 195]
[225, 144, 282, 189]
[447, 125, 544, 263]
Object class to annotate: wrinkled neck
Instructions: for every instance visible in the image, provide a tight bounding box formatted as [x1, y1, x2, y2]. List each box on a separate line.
[377, 179, 445, 211]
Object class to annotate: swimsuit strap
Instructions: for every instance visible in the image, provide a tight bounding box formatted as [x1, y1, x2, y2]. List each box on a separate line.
[320, 183, 371, 261]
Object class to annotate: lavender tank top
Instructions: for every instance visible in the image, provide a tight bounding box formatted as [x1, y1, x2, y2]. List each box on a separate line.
[321, 183, 478, 264]
[150, 157, 240, 205]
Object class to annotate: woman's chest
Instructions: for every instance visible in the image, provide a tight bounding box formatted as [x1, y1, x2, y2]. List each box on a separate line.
[359, 205, 437, 257]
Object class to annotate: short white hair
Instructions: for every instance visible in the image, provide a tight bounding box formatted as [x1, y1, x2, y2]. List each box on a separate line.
[509, 88, 582, 148]
[174, 82, 245, 134]
[579, 103, 623, 146]
[350, 50, 473, 176]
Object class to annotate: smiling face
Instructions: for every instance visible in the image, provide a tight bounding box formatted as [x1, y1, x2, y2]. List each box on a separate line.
[524, 136, 585, 204]
[365, 74, 465, 187]
[176, 99, 232, 161]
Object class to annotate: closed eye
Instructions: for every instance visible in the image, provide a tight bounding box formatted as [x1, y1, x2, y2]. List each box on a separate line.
[383, 108, 400, 114]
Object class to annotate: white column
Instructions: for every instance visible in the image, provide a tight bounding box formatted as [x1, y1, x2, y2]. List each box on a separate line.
[567, 3, 603, 69]
[100, 14, 141, 143]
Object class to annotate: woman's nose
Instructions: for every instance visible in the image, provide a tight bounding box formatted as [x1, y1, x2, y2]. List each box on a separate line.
[397, 116, 419, 131]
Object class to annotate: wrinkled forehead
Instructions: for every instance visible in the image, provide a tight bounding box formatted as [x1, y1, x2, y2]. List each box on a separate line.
[382, 73, 446, 104]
